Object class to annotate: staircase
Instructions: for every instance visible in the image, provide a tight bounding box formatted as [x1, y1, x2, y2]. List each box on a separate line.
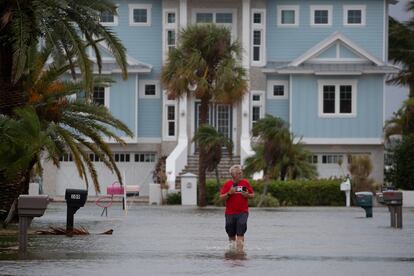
[175, 155, 240, 190]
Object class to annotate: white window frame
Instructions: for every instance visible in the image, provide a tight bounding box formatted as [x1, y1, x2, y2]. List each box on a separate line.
[93, 86, 110, 108]
[163, 9, 178, 62]
[343, 5, 366, 26]
[99, 5, 119, 26]
[267, 80, 289, 100]
[251, 90, 265, 129]
[310, 5, 332, 27]
[277, 5, 299, 27]
[139, 80, 160, 98]
[162, 90, 177, 140]
[129, 4, 152, 26]
[251, 9, 266, 66]
[318, 80, 357, 118]
[192, 9, 237, 40]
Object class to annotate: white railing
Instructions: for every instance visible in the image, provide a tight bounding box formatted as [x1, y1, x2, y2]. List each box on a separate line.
[166, 137, 188, 191]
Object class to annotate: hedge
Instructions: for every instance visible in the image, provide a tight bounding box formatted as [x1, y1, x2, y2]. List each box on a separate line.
[206, 179, 344, 206]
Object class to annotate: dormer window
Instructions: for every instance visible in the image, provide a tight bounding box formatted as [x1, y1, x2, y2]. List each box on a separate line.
[343, 5, 366, 26]
[311, 5, 332, 26]
[129, 4, 152, 26]
[277, 5, 299, 27]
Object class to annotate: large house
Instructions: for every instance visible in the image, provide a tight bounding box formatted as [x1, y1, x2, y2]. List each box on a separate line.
[42, 0, 399, 197]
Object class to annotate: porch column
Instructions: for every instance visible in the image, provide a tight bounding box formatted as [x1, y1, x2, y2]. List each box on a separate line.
[240, 0, 253, 165]
[178, 0, 188, 141]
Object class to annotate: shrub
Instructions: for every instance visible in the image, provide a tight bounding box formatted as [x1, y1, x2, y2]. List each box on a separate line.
[166, 192, 181, 205]
[249, 193, 279, 207]
[389, 136, 414, 190]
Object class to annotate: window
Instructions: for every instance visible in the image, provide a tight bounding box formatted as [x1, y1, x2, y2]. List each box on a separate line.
[99, 8, 118, 26]
[308, 155, 318, 164]
[139, 80, 159, 98]
[93, 86, 109, 107]
[343, 5, 366, 26]
[322, 154, 343, 164]
[318, 80, 357, 117]
[114, 153, 130, 162]
[267, 80, 289, 99]
[134, 153, 156, 162]
[251, 91, 265, 129]
[310, 5, 332, 26]
[163, 90, 177, 140]
[251, 9, 266, 66]
[163, 9, 178, 61]
[193, 9, 237, 39]
[60, 153, 73, 162]
[129, 4, 151, 26]
[277, 5, 299, 27]
[89, 153, 102, 162]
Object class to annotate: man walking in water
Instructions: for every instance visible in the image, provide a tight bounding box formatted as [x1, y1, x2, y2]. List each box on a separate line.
[220, 165, 254, 251]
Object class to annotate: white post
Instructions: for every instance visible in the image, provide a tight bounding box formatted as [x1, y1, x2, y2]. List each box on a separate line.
[123, 170, 128, 213]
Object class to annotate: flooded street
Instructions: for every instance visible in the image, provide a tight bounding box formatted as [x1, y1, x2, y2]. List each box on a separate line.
[1, 203, 414, 276]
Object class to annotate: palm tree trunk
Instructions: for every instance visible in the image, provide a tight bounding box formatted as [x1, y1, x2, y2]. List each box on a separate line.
[215, 168, 221, 192]
[257, 175, 270, 208]
[197, 96, 210, 207]
[0, 160, 35, 223]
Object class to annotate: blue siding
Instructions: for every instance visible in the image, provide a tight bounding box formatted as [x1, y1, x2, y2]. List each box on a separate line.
[138, 98, 162, 137]
[267, 0, 384, 61]
[266, 100, 290, 123]
[291, 75, 383, 138]
[316, 44, 337, 58]
[109, 0, 162, 74]
[109, 75, 137, 137]
[340, 43, 360, 58]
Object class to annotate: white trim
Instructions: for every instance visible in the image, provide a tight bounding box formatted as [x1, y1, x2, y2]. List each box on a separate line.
[250, 90, 265, 129]
[99, 5, 119, 26]
[383, 0, 388, 61]
[307, 58, 369, 64]
[310, 5, 332, 27]
[343, 5, 366, 26]
[139, 80, 160, 99]
[383, 75, 386, 129]
[136, 137, 162, 143]
[267, 80, 289, 99]
[318, 79, 357, 118]
[290, 32, 384, 67]
[104, 86, 110, 108]
[129, 4, 152, 26]
[277, 5, 299, 27]
[191, 9, 237, 40]
[314, 71, 362, 76]
[289, 75, 292, 132]
[296, 138, 383, 145]
[163, 8, 178, 63]
[251, 9, 266, 66]
[162, 90, 178, 141]
[135, 75, 138, 139]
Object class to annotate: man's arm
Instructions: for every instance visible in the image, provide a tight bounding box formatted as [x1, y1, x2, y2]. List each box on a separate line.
[220, 185, 235, 201]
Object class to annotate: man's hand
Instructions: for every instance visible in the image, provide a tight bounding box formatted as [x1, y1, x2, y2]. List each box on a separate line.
[241, 191, 249, 198]
[228, 187, 236, 195]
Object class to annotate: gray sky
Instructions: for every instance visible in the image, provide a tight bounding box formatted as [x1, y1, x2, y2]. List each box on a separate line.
[386, 0, 411, 119]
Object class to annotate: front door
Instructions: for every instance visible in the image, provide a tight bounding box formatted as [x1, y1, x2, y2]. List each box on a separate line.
[195, 103, 232, 140]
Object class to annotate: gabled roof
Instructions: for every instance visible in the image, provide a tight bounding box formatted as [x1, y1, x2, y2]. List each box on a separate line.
[89, 42, 152, 73]
[289, 32, 384, 67]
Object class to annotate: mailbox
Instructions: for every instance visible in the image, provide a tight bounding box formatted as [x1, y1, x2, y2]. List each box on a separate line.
[354, 192, 373, 218]
[382, 191, 403, 205]
[65, 189, 88, 236]
[65, 189, 88, 208]
[18, 195, 49, 217]
[340, 179, 351, 191]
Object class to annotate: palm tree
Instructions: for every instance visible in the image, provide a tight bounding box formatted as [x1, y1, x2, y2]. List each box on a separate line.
[384, 98, 414, 140]
[0, 0, 127, 115]
[281, 137, 317, 180]
[244, 115, 290, 206]
[0, 46, 132, 222]
[161, 24, 247, 206]
[192, 124, 233, 190]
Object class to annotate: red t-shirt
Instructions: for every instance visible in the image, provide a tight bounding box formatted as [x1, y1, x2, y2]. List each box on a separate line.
[220, 179, 254, 214]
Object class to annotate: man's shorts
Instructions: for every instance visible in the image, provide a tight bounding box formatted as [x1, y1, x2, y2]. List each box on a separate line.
[225, 212, 249, 237]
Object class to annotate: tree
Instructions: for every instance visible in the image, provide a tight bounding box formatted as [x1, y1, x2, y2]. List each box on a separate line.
[387, 136, 414, 190]
[384, 98, 414, 140]
[192, 124, 233, 190]
[161, 24, 247, 206]
[0, 46, 132, 222]
[0, 0, 127, 115]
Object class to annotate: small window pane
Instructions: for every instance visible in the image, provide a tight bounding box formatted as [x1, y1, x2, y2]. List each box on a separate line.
[196, 13, 213, 23]
[167, 106, 175, 120]
[340, 85, 352, 113]
[216, 13, 232, 23]
[273, 85, 285, 96]
[93, 87, 105, 105]
[253, 13, 261, 24]
[253, 30, 261, 45]
[167, 12, 176, 24]
[282, 10, 295, 24]
[115, 154, 120, 162]
[100, 11, 114, 23]
[253, 47, 260, 61]
[134, 9, 147, 23]
[168, 122, 175, 136]
[323, 85, 335, 113]
[252, 95, 261, 101]
[167, 30, 175, 46]
[252, 106, 260, 122]
[145, 84, 156, 96]
[348, 10, 362, 24]
[314, 10, 328, 24]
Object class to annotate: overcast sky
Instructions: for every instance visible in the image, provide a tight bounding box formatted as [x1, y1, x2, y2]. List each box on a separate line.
[386, 0, 411, 119]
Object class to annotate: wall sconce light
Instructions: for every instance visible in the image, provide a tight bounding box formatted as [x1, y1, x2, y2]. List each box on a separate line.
[243, 112, 248, 117]
[181, 111, 186, 117]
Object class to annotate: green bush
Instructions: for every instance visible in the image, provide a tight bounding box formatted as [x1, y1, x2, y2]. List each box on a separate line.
[249, 193, 279, 207]
[388, 136, 414, 190]
[205, 178, 344, 206]
[166, 192, 181, 205]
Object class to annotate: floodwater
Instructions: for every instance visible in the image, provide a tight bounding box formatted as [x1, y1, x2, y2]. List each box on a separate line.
[1, 203, 414, 276]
